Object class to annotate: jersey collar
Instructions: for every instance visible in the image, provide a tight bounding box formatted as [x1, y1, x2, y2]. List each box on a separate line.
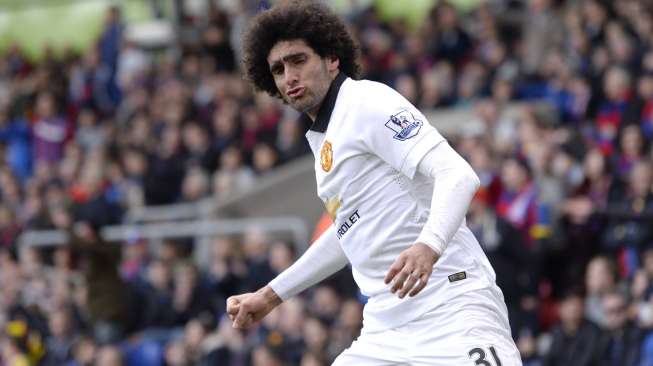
[302, 72, 347, 133]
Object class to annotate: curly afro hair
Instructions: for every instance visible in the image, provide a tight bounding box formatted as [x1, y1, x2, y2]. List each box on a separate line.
[242, 1, 361, 99]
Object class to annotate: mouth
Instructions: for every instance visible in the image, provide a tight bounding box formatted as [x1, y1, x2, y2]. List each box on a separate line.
[287, 86, 305, 99]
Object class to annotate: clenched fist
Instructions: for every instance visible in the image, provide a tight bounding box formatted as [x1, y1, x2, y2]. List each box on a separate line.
[226, 286, 282, 329]
[384, 242, 439, 299]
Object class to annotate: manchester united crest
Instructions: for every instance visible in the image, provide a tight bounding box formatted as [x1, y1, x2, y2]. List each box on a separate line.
[320, 141, 333, 172]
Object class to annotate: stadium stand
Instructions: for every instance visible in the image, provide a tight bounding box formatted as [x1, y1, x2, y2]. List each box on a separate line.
[1, 0, 653, 365]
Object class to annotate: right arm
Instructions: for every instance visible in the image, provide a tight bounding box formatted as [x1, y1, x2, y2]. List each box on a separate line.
[227, 225, 348, 328]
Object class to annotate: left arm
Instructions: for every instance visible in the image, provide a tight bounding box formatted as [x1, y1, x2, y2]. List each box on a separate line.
[384, 141, 480, 298]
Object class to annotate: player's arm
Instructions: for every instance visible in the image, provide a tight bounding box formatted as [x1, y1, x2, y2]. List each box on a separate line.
[384, 141, 480, 298]
[355, 86, 478, 298]
[227, 226, 348, 328]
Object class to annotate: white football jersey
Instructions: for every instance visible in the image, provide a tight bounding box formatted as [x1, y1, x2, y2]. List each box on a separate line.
[303, 73, 498, 331]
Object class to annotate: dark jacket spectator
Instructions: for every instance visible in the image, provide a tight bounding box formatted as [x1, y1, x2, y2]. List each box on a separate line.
[542, 292, 604, 366]
[598, 292, 641, 366]
[69, 232, 130, 344]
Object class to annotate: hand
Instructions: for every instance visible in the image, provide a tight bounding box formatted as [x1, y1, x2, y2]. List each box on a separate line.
[226, 286, 282, 329]
[384, 242, 439, 299]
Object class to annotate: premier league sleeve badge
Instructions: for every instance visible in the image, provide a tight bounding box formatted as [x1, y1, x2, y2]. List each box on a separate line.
[385, 110, 423, 141]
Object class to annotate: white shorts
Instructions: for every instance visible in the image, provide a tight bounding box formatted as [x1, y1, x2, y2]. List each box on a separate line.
[332, 286, 522, 366]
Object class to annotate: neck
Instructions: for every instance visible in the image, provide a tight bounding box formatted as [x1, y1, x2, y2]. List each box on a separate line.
[306, 105, 320, 121]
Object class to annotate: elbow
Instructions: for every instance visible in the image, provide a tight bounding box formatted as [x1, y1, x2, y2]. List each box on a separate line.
[441, 165, 480, 198]
[443, 166, 480, 199]
[471, 169, 481, 192]
[463, 166, 481, 194]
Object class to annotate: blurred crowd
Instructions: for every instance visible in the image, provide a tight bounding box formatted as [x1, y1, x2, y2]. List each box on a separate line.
[1, 0, 653, 365]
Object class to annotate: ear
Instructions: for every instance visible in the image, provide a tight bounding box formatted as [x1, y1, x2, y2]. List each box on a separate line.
[326, 55, 340, 73]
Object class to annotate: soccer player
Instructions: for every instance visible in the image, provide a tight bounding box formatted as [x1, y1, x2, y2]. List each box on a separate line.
[227, 2, 522, 365]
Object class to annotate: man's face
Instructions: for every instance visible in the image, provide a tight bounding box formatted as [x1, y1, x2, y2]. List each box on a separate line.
[267, 39, 339, 118]
[603, 294, 627, 331]
[559, 296, 583, 328]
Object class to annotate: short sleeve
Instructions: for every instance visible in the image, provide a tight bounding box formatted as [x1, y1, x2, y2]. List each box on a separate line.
[357, 84, 445, 178]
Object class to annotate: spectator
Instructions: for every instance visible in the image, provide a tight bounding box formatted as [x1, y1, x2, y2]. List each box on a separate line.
[181, 122, 213, 171]
[302, 317, 328, 361]
[268, 241, 295, 276]
[251, 343, 285, 366]
[328, 299, 362, 361]
[163, 339, 188, 366]
[75, 109, 105, 152]
[517, 329, 541, 366]
[0, 204, 20, 251]
[209, 99, 240, 159]
[200, 315, 247, 365]
[0, 107, 31, 180]
[52, 246, 74, 276]
[276, 117, 310, 164]
[301, 351, 327, 366]
[542, 291, 604, 366]
[43, 307, 76, 365]
[252, 142, 279, 175]
[116, 41, 149, 92]
[181, 318, 211, 364]
[0, 335, 29, 366]
[276, 299, 305, 364]
[428, 1, 473, 67]
[144, 126, 185, 205]
[242, 228, 275, 293]
[600, 160, 653, 274]
[171, 261, 214, 325]
[207, 236, 246, 312]
[496, 156, 540, 245]
[140, 259, 176, 330]
[95, 345, 123, 366]
[180, 166, 210, 202]
[585, 255, 619, 327]
[67, 335, 96, 366]
[522, 0, 563, 75]
[69, 232, 131, 344]
[202, 22, 236, 73]
[613, 124, 646, 180]
[70, 152, 122, 229]
[623, 71, 653, 140]
[593, 66, 632, 155]
[212, 144, 255, 198]
[309, 286, 341, 327]
[599, 291, 641, 366]
[32, 91, 68, 165]
[119, 239, 148, 281]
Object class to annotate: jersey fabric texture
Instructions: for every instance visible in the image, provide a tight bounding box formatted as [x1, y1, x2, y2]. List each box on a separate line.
[303, 72, 500, 332]
[332, 286, 522, 365]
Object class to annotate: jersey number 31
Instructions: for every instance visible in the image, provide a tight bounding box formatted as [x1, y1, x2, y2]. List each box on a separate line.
[468, 346, 502, 366]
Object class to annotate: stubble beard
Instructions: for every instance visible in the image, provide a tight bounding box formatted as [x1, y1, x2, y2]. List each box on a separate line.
[289, 91, 319, 115]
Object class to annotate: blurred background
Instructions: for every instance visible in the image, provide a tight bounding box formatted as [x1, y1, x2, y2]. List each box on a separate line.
[0, 0, 652, 365]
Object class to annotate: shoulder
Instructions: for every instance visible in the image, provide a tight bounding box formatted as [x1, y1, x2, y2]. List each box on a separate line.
[347, 79, 405, 102]
[343, 79, 411, 120]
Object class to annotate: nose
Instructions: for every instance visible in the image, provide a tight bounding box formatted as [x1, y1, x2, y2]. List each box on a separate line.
[284, 66, 298, 87]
